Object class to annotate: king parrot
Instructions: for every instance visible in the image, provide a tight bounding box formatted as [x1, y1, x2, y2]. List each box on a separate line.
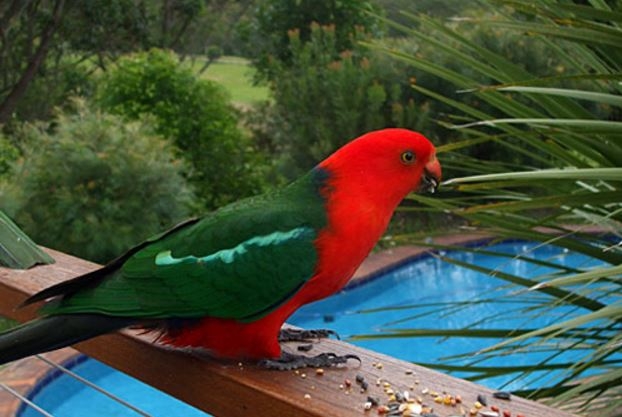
[0, 128, 441, 368]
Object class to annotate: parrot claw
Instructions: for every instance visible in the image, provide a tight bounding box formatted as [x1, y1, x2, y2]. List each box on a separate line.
[259, 352, 361, 370]
[278, 328, 340, 343]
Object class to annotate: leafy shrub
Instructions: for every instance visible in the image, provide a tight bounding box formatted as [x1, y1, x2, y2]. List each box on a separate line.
[252, 24, 429, 178]
[1, 101, 195, 263]
[0, 135, 18, 179]
[247, 0, 381, 81]
[97, 49, 266, 208]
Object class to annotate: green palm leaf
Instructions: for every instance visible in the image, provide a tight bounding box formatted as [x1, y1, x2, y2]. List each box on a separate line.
[371, 0, 622, 412]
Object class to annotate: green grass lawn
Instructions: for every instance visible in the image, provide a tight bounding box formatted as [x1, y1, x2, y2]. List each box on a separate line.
[193, 56, 270, 106]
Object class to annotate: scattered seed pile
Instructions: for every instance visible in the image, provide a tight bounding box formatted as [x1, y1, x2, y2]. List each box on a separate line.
[293, 361, 524, 417]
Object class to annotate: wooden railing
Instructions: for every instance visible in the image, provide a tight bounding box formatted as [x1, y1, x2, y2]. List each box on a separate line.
[0, 247, 576, 417]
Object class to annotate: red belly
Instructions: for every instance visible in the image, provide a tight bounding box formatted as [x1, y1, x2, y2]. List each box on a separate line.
[161, 313, 286, 359]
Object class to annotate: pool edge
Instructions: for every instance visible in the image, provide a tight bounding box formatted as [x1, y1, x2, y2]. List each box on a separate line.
[349, 232, 492, 288]
[0, 348, 82, 417]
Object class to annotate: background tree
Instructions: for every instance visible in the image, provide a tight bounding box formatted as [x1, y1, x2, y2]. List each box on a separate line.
[0, 0, 146, 124]
[97, 49, 267, 209]
[157, 0, 204, 52]
[0, 136, 18, 179]
[251, 23, 428, 178]
[0, 0, 236, 125]
[246, 0, 381, 81]
[199, 0, 256, 56]
[0, 0, 67, 124]
[60, 0, 151, 69]
[1, 100, 195, 263]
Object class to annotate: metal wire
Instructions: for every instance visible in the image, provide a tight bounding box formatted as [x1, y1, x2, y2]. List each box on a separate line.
[35, 355, 154, 417]
[0, 382, 54, 417]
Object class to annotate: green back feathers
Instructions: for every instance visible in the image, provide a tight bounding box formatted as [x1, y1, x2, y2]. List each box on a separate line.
[41, 169, 329, 322]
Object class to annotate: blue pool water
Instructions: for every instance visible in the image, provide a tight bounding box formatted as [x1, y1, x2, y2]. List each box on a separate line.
[20, 357, 209, 417]
[19, 241, 610, 417]
[289, 241, 610, 389]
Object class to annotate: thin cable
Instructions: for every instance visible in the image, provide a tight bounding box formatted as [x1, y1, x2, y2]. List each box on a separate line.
[36, 355, 154, 417]
[0, 382, 54, 417]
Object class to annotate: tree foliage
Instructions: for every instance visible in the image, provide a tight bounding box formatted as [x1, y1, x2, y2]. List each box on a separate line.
[0, 135, 18, 179]
[61, 0, 151, 62]
[252, 23, 428, 178]
[0, 0, 69, 124]
[0, 0, 243, 125]
[1, 101, 194, 263]
[247, 0, 381, 81]
[97, 49, 266, 208]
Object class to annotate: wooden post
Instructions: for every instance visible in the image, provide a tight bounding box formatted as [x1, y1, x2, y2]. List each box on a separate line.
[0, 248, 576, 417]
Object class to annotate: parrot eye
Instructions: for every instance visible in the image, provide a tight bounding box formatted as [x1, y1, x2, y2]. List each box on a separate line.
[400, 150, 416, 165]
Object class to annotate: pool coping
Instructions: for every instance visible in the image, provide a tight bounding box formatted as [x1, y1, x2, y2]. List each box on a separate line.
[350, 232, 491, 286]
[0, 232, 491, 417]
[0, 349, 79, 417]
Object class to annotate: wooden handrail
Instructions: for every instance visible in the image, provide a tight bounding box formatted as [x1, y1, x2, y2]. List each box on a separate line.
[0, 247, 576, 417]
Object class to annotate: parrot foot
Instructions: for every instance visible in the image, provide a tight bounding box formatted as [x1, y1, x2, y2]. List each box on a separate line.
[278, 328, 339, 343]
[259, 352, 361, 370]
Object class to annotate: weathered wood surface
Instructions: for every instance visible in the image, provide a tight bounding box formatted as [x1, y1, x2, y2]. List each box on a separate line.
[0, 248, 576, 417]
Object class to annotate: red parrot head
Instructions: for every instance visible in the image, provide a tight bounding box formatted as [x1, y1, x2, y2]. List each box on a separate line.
[319, 128, 442, 208]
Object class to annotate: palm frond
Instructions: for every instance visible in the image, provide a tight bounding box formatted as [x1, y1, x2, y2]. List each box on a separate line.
[371, 0, 622, 412]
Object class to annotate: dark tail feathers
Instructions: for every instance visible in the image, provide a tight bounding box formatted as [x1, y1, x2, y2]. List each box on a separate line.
[0, 314, 135, 365]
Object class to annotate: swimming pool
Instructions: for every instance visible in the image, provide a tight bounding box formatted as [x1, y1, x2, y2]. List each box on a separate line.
[18, 241, 609, 416]
[289, 240, 609, 390]
[19, 356, 210, 417]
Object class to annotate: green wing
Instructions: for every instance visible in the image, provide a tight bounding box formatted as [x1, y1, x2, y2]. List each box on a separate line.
[43, 170, 328, 322]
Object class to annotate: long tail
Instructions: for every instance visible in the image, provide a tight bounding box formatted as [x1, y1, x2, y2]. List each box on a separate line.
[0, 314, 135, 365]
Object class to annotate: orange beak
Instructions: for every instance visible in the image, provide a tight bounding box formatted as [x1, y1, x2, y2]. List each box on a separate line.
[421, 155, 441, 193]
